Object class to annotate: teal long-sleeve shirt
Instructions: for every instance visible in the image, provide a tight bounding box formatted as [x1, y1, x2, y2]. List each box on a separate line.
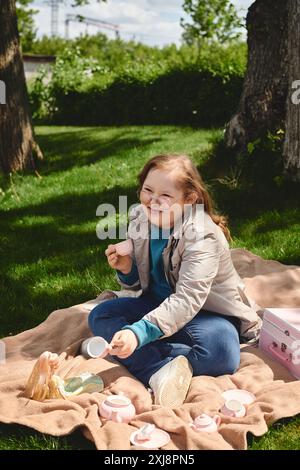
[116, 224, 173, 348]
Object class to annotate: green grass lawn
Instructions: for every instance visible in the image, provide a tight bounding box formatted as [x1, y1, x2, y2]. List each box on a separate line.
[0, 125, 299, 450]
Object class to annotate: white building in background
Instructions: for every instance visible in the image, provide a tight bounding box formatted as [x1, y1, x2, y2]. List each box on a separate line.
[23, 54, 56, 81]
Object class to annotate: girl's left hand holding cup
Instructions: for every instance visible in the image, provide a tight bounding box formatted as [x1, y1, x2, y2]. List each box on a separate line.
[109, 330, 138, 359]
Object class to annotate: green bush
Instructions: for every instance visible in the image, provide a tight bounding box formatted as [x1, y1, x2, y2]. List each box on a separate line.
[29, 41, 246, 127]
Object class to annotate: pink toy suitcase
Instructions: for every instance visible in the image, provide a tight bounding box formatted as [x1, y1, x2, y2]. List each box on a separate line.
[259, 308, 300, 379]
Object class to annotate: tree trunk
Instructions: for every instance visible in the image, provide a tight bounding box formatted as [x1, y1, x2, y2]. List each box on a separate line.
[282, 0, 300, 181]
[225, 0, 300, 182]
[0, 0, 42, 173]
[224, 0, 288, 151]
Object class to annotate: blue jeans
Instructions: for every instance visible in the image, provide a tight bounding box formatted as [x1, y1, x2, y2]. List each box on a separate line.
[88, 293, 240, 387]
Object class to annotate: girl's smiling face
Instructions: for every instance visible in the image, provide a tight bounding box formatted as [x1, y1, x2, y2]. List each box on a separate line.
[139, 168, 197, 228]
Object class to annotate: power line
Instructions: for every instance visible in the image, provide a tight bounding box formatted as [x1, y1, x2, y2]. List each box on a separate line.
[41, 1, 180, 44]
[65, 14, 119, 39]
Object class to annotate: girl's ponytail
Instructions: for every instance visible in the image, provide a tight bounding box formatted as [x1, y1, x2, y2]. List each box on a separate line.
[210, 214, 232, 243]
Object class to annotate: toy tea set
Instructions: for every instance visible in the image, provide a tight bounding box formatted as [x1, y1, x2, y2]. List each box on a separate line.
[24, 340, 256, 447]
[81, 335, 172, 448]
[188, 389, 256, 433]
[94, 379, 256, 445]
[23, 339, 171, 449]
[24, 333, 115, 401]
[98, 393, 170, 448]
[24, 275, 256, 449]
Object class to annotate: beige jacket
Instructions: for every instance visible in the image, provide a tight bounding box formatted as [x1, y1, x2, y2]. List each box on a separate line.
[113, 203, 262, 343]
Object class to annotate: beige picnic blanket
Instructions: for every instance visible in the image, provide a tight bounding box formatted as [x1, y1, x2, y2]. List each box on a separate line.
[0, 248, 300, 450]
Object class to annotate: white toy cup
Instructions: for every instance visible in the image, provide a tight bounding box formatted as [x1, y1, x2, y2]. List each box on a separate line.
[81, 337, 110, 359]
[114, 239, 133, 256]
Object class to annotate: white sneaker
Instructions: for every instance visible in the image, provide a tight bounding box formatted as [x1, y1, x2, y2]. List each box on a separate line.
[149, 355, 193, 407]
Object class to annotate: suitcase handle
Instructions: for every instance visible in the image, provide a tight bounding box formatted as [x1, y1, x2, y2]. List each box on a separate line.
[268, 342, 291, 362]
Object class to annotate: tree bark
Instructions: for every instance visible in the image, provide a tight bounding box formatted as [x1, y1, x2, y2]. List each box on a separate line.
[0, 0, 42, 173]
[225, 0, 300, 182]
[224, 0, 288, 151]
[282, 0, 300, 181]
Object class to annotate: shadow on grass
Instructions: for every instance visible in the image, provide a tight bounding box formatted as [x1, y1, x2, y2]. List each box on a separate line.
[198, 139, 299, 220]
[35, 127, 162, 174]
[1, 127, 300, 327]
[0, 186, 138, 337]
[0, 127, 300, 450]
[0, 423, 95, 450]
[1, 178, 299, 338]
[197, 135, 300, 265]
[207, 182, 300, 236]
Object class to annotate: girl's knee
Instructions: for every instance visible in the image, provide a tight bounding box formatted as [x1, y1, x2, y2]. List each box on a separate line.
[88, 308, 96, 333]
[189, 319, 240, 376]
[191, 345, 240, 376]
[222, 346, 240, 374]
[216, 334, 240, 375]
[88, 302, 110, 332]
[217, 323, 240, 373]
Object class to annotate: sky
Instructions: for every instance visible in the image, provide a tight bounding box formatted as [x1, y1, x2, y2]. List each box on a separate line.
[31, 0, 254, 47]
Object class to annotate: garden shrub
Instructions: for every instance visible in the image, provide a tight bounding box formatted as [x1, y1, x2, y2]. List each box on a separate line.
[29, 41, 246, 127]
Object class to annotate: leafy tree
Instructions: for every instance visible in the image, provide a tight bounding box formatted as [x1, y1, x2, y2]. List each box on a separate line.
[0, 0, 105, 173]
[29, 33, 165, 70]
[16, 0, 37, 52]
[181, 0, 243, 46]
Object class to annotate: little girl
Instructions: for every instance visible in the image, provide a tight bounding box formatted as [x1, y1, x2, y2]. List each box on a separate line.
[89, 154, 262, 407]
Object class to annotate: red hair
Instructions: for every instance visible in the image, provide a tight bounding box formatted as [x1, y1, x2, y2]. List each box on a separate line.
[137, 154, 232, 242]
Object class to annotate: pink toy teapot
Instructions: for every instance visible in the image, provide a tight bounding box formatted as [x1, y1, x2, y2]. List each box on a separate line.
[190, 413, 221, 433]
[99, 394, 136, 423]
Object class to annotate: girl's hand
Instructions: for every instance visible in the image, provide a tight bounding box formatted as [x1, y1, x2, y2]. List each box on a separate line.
[105, 244, 133, 274]
[109, 330, 138, 359]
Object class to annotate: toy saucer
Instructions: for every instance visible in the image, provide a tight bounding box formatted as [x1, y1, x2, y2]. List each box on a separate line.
[221, 389, 256, 405]
[130, 428, 170, 449]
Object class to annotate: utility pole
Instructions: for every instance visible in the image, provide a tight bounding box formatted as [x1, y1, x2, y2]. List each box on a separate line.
[45, 0, 63, 37]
